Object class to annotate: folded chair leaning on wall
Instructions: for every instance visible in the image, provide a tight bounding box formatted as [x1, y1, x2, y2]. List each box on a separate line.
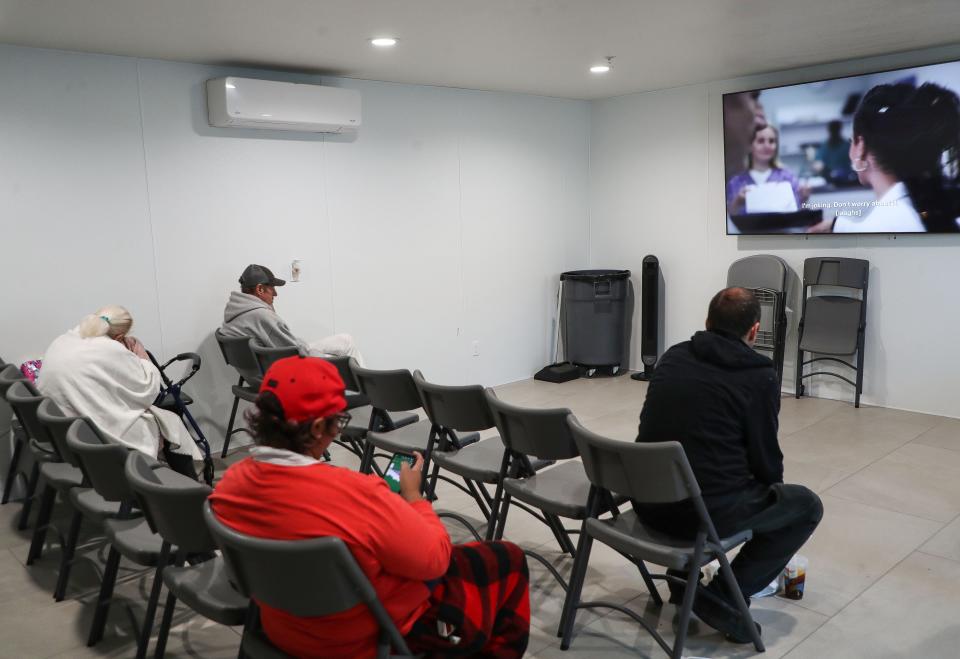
[795, 257, 869, 408]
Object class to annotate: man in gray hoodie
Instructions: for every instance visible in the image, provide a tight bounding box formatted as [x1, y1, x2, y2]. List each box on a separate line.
[221, 264, 362, 363]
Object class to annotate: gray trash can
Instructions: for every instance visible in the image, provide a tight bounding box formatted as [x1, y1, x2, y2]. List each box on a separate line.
[560, 269, 633, 375]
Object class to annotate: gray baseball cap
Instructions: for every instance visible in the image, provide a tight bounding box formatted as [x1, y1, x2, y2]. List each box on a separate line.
[239, 264, 286, 288]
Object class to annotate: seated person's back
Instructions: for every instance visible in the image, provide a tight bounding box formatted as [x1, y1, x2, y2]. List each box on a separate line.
[38, 305, 202, 472]
[211, 357, 529, 659]
[221, 264, 309, 354]
[632, 288, 821, 644]
[637, 316, 782, 502]
[221, 263, 363, 363]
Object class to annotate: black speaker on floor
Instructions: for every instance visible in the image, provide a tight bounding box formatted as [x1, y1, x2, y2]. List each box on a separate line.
[631, 255, 663, 381]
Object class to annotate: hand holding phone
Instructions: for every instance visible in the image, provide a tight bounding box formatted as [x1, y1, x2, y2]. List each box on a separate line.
[383, 451, 424, 502]
[399, 451, 425, 502]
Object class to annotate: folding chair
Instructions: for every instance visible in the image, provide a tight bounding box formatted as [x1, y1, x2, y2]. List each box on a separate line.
[203, 501, 413, 658]
[125, 452, 248, 658]
[562, 416, 764, 657]
[215, 330, 262, 457]
[795, 257, 870, 407]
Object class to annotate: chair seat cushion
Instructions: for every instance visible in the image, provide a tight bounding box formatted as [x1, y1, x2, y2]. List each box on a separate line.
[162, 556, 248, 626]
[798, 296, 862, 355]
[39, 462, 84, 490]
[585, 509, 752, 571]
[503, 461, 591, 520]
[432, 437, 504, 484]
[104, 517, 164, 565]
[69, 487, 123, 522]
[366, 419, 434, 454]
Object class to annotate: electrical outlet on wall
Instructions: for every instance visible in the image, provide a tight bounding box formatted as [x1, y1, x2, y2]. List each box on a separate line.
[472, 341, 480, 357]
[291, 259, 302, 282]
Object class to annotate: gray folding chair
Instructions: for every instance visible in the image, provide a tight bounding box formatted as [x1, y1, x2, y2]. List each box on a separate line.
[215, 329, 263, 457]
[125, 452, 248, 659]
[795, 257, 870, 407]
[412, 371, 500, 538]
[203, 501, 413, 658]
[39, 411, 119, 601]
[322, 357, 386, 463]
[26, 399, 85, 568]
[66, 419, 166, 648]
[5, 380, 57, 530]
[727, 254, 792, 386]
[0, 364, 32, 505]
[563, 416, 764, 657]
[351, 365, 432, 481]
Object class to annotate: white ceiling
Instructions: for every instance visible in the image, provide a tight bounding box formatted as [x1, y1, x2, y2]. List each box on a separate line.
[2, 0, 959, 99]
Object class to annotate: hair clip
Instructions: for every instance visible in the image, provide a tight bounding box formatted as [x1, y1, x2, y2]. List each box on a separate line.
[100, 315, 111, 323]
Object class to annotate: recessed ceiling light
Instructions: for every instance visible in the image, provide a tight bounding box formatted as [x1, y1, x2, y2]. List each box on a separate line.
[261, 114, 272, 118]
[590, 56, 615, 74]
[370, 37, 398, 47]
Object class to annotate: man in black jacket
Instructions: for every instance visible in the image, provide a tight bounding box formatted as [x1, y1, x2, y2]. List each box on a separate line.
[634, 287, 822, 642]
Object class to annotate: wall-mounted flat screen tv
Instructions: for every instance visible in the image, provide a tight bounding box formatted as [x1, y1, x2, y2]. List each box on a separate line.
[723, 59, 960, 235]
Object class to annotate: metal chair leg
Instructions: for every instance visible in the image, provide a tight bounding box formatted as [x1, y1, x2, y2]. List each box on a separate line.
[221, 391, 241, 458]
[559, 529, 595, 649]
[1, 437, 24, 504]
[136, 542, 171, 659]
[18, 462, 42, 530]
[54, 511, 83, 601]
[87, 546, 122, 646]
[26, 484, 57, 564]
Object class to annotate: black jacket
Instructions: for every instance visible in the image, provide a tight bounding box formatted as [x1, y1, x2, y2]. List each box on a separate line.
[636, 329, 783, 497]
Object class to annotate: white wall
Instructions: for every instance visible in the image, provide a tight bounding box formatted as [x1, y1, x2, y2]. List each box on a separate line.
[589, 44, 960, 418]
[0, 44, 590, 445]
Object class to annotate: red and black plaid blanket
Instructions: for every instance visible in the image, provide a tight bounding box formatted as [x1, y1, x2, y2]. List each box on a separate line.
[405, 540, 530, 658]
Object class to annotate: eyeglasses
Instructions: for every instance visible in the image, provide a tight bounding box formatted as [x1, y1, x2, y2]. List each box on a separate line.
[332, 412, 352, 431]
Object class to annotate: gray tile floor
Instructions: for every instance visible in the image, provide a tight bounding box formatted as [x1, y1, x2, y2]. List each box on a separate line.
[4, 375, 960, 658]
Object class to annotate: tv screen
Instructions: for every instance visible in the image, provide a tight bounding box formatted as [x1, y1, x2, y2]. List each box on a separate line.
[723, 60, 960, 235]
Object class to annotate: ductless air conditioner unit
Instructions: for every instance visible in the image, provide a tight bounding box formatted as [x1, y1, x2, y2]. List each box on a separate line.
[206, 77, 361, 133]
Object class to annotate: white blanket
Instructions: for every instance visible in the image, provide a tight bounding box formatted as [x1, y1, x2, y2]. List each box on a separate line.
[38, 328, 202, 460]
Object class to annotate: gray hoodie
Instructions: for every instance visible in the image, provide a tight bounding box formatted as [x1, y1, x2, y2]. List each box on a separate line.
[221, 291, 310, 356]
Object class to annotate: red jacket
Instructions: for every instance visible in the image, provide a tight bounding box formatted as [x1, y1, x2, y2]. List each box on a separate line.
[210, 455, 453, 658]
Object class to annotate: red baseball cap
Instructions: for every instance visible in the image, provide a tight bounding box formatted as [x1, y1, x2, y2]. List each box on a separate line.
[259, 356, 346, 422]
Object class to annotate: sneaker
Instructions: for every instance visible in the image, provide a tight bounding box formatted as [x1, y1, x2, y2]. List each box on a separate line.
[691, 583, 761, 644]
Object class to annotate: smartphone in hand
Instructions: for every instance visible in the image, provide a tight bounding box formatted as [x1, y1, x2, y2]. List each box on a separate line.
[383, 453, 415, 493]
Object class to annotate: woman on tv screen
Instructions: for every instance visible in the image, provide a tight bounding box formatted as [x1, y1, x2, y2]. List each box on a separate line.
[727, 125, 807, 216]
[826, 82, 960, 233]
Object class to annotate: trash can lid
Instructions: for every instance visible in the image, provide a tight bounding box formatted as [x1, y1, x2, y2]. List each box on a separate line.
[560, 269, 631, 282]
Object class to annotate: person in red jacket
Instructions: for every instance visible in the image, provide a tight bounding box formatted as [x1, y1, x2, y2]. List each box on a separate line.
[210, 356, 530, 658]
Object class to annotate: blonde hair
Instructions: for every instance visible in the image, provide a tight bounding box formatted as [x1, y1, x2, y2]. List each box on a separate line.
[78, 305, 133, 339]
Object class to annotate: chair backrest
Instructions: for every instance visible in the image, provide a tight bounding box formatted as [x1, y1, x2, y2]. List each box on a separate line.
[727, 254, 788, 293]
[214, 329, 262, 383]
[37, 398, 83, 467]
[325, 355, 361, 392]
[203, 500, 411, 657]
[65, 418, 134, 503]
[485, 390, 578, 460]
[125, 452, 214, 553]
[250, 342, 299, 377]
[568, 415, 700, 504]
[803, 257, 869, 292]
[351, 364, 421, 412]
[6, 381, 48, 445]
[413, 370, 494, 432]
